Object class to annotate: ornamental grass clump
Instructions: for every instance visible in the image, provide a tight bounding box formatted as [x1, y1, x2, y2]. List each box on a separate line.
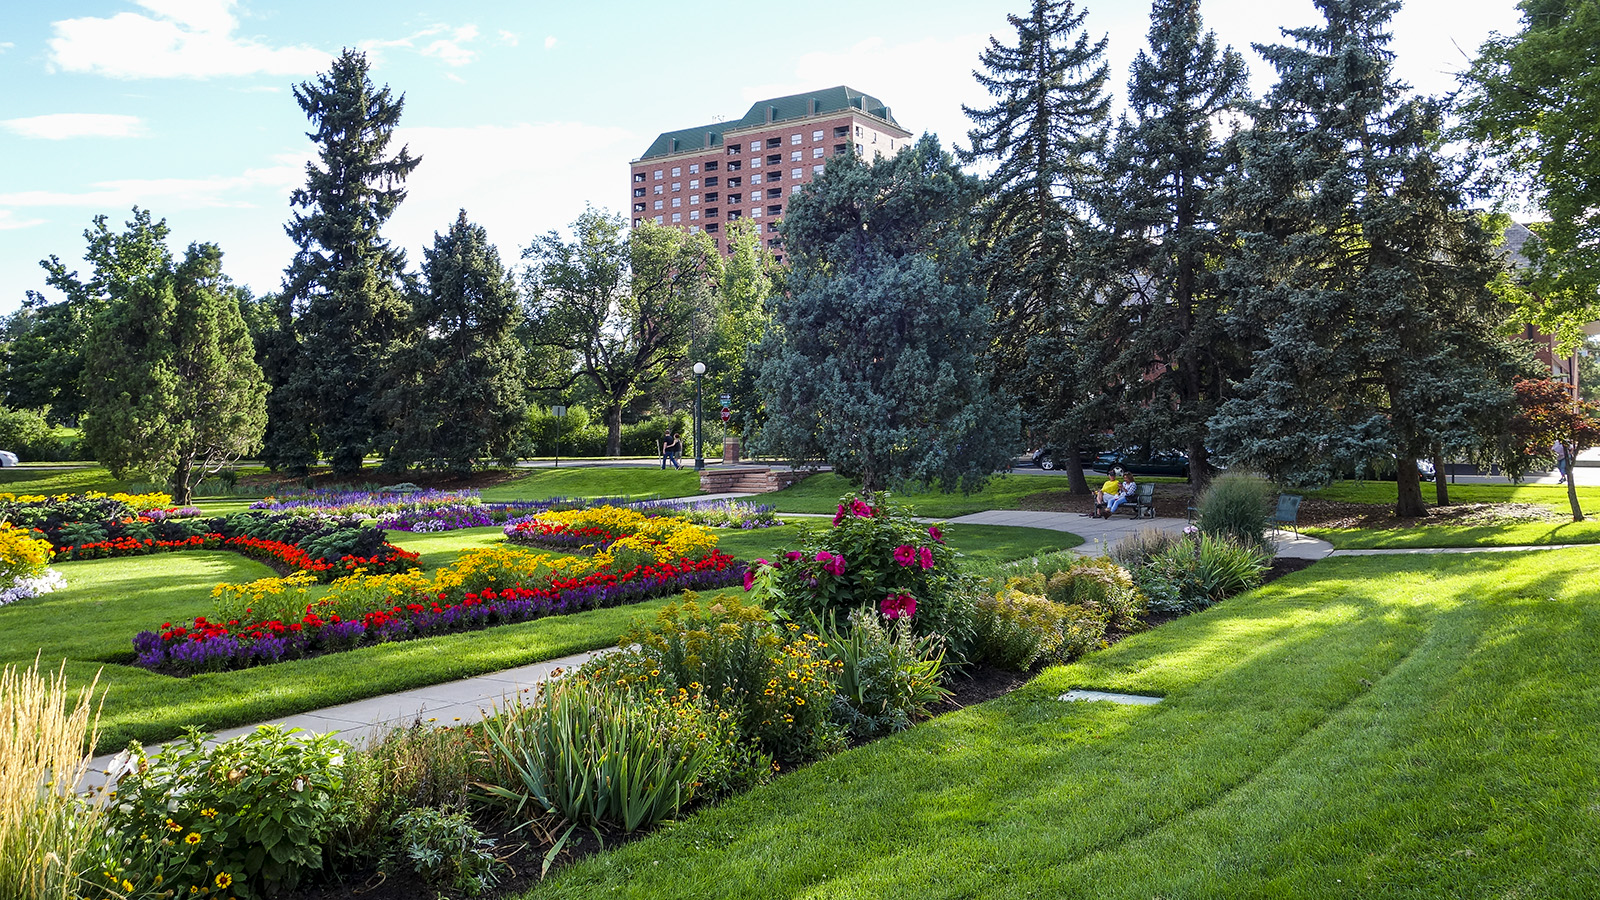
[1133, 531, 1271, 615]
[823, 608, 950, 741]
[1194, 472, 1277, 550]
[0, 661, 103, 900]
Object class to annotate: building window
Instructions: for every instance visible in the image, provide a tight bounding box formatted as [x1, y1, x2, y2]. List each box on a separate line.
[834, 125, 848, 137]
[856, 143, 864, 154]
[705, 177, 718, 187]
[654, 215, 663, 223]
[671, 197, 681, 208]
[633, 187, 646, 198]
[689, 179, 698, 189]
[728, 160, 742, 172]
[856, 125, 864, 137]
[751, 156, 761, 168]
[705, 160, 718, 171]
[671, 182, 681, 191]
[767, 137, 781, 148]
[767, 187, 781, 199]
[706, 192, 718, 201]
[791, 150, 802, 162]
[834, 144, 847, 155]
[690, 210, 700, 220]
[768, 238, 782, 248]
[812, 129, 823, 141]
[750, 140, 760, 151]
[727, 177, 742, 188]
[812, 164, 824, 174]
[768, 222, 780, 233]
[653, 185, 663, 195]
[706, 223, 719, 233]
[707, 207, 718, 218]
[728, 193, 742, 203]
[812, 147, 824, 159]
[690, 163, 699, 174]
[691, 194, 700, 204]
[634, 172, 646, 182]
[690, 224, 700, 233]
[750, 173, 762, 184]
[634, 217, 642, 226]
[767, 154, 782, 165]
[768, 204, 783, 215]
[767, 170, 781, 181]
[752, 207, 763, 218]
[791, 184, 801, 194]
[791, 168, 802, 179]
[790, 133, 801, 144]
[654, 170, 663, 180]
[671, 167, 681, 177]
[672, 212, 682, 223]
[654, 200, 663, 210]
[633, 202, 646, 212]
[727, 144, 741, 154]
[728, 209, 742, 220]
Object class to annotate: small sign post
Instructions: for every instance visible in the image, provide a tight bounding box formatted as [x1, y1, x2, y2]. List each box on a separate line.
[551, 405, 567, 469]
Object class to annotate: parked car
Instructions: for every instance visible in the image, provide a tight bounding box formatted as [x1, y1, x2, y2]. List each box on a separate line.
[0, 451, 17, 468]
[1091, 449, 1190, 477]
[1025, 446, 1102, 471]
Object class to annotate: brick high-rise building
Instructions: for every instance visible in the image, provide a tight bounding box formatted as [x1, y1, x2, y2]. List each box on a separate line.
[629, 86, 912, 260]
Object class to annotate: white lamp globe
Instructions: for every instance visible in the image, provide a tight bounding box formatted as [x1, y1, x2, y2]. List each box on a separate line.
[693, 362, 706, 375]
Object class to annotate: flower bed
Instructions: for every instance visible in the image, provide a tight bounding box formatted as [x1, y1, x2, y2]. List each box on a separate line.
[633, 498, 785, 529]
[134, 505, 739, 674]
[256, 488, 637, 530]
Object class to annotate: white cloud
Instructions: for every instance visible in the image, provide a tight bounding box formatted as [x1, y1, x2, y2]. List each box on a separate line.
[0, 210, 46, 231]
[48, 0, 329, 79]
[498, 30, 519, 47]
[385, 121, 640, 259]
[544, 36, 556, 50]
[0, 41, 14, 53]
[2, 113, 146, 140]
[740, 33, 993, 154]
[362, 24, 481, 68]
[0, 154, 304, 210]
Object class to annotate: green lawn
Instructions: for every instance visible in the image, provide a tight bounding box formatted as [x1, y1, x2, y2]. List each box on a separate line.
[480, 467, 703, 502]
[1308, 479, 1600, 515]
[0, 465, 131, 495]
[1308, 519, 1600, 549]
[711, 522, 1083, 565]
[526, 549, 1600, 899]
[764, 472, 1099, 516]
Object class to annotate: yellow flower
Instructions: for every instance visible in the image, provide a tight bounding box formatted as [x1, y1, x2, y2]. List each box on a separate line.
[200, 808, 217, 818]
[184, 832, 202, 845]
[215, 873, 233, 889]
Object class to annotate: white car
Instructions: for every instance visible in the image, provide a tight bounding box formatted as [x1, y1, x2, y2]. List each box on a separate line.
[0, 451, 18, 468]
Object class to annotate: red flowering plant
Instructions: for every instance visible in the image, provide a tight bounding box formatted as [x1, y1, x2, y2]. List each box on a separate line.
[745, 492, 958, 638]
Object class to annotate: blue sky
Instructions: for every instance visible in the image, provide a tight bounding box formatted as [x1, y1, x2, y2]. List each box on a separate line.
[0, 0, 1523, 312]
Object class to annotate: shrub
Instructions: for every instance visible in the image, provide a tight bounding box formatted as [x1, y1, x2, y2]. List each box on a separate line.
[0, 407, 72, 462]
[1108, 527, 1187, 571]
[1136, 532, 1269, 615]
[971, 581, 1065, 670]
[0, 662, 104, 900]
[477, 678, 723, 834]
[1195, 473, 1276, 550]
[394, 807, 499, 897]
[823, 608, 950, 740]
[100, 725, 347, 899]
[588, 594, 843, 764]
[1043, 557, 1146, 634]
[334, 721, 483, 865]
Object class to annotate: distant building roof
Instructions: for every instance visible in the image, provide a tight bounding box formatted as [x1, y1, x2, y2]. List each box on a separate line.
[1500, 220, 1535, 267]
[637, 86, 903, 161]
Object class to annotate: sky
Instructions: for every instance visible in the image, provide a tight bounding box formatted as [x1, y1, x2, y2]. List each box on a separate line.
[0, 0, 1526, 313]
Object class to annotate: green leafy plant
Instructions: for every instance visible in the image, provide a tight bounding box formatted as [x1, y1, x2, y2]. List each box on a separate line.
[1136, 532, 1269, 614]
[100, 725, 348, 899]
[823, 608, 951, 740]
[1195, 472, 1276, 549]
[335, 721, 482, 864]
[394, 806, 500, 897]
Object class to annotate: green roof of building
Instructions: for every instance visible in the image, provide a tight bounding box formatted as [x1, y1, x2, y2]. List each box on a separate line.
[637, 86, 903, 160]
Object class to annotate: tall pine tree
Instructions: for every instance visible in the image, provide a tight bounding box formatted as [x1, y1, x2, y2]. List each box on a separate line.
[757, 135, 1017, 493]
[1088, 0, 1248, 487]
[387, 211, 526, 472]
[1210, 0, 1527, 517]
[83, 239, 267, 503]
[960, 0, 1111, 494]
[272, 48, 420, 476]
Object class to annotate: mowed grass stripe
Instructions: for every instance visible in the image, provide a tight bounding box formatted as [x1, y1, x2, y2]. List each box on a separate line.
[527, 551, 1600, 899]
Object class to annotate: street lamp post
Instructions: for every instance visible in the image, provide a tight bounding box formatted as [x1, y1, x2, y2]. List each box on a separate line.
[692, 361, 706, 471]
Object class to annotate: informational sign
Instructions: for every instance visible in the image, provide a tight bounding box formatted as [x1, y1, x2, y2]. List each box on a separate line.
[551, 405, 567, 418]
[719, 393, 731, 407]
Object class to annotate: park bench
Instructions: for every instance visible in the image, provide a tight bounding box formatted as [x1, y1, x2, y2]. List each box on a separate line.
[1116, 482, 1156, 518]
[1272, 494, 1303, 535]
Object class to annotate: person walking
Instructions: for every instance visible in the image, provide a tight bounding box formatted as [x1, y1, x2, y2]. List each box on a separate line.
[1554, 439, 1570, 484]
[664, 432, 684, 470]
[660, 430, 674, 469]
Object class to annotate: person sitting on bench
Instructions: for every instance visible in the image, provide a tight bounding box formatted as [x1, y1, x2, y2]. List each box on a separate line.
[1093, 470, 1123, 517]
[1104, 475, 1138, 518]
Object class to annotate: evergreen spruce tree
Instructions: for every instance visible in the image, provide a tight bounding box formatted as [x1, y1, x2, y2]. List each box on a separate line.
[1089, 0, 1248, 488]
[1210, 0, 1527, 517]
[756, 135, 1018, 493]
[274, 48, 420, 476]
[388, 210, 526, 472]
[960, 0, 1111, 494]
[83, 241, 267, 503]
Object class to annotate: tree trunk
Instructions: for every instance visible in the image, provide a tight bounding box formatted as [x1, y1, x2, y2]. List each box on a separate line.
[1432, 443, 1449, 507]
[171, 458, 193, 505]
[606, 404, 623, 457]
[1567, 446, 1585, 521]
[332, 444, 363, 478]
[1189, 440, 1214, 491]
[1064, 441, 1090, 495]
[1395, 459, 1427, 518]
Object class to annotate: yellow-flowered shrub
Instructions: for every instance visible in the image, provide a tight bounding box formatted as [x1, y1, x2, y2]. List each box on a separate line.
[0, 523, 53, 590]
[211, 572, 320, 624]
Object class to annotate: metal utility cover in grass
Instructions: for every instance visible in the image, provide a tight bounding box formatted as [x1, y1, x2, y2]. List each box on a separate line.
[1059, 689, 1163, 705]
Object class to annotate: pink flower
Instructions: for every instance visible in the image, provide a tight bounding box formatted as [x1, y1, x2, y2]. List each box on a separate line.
[785, 551, 803, 561]
[823, 553, 846, 576]
[832, 504, 848, 526]
[880, 593, 917, 620]
[893, 544, 916, 566]
[815, 551, 833, 563]
[919, 546, 934, 569]
[851, 500, 874, 518]
[743, 569, 755, 591]
[928, 525, 944, 544]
